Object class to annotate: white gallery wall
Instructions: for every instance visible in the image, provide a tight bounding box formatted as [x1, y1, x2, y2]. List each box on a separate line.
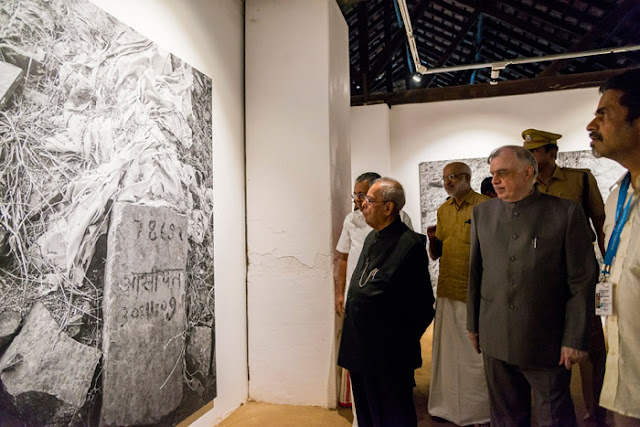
[351, 104, 391, 183]
[376, 88, 603, 229]
[245, 0, 350, 408]
[88, 0, 247, 424]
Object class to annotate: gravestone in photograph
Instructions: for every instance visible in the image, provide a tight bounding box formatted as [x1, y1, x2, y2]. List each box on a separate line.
[102, 202, 188, 425]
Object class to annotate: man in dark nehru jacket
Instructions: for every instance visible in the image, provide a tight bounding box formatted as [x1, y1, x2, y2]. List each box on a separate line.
[339, 177, 434, 427]
[467, 146, 598, 427]
[522, 128, 607, 425]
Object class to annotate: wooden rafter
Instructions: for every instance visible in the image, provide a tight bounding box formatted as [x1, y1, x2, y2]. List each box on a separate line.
[384, 0, 394, 92]
[458, 0, 572, 51]
[339, 0, 638, 96]
[368, 0, 431, 83]
[351, 67, 634, 106]
[537, 0, 640, 77]
[423, 8, 480, 87]
[358, 2, 370, 100]
[499, 1, 584, 40]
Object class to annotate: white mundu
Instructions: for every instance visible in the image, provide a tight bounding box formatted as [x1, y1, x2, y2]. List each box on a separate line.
[428, 297, 490, 425]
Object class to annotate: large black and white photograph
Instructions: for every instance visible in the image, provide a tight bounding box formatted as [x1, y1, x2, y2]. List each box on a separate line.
[0, 0, 215, 425]
[419, 150, 626, 294]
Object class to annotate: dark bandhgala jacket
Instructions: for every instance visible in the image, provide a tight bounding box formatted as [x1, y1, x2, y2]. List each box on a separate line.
[338, 217, 434, 374]
[467, 189, 598, 368]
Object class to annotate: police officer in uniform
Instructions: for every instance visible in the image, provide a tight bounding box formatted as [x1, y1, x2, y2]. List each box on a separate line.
[522, 129, 606, 255]
[522, 128, 607, 426]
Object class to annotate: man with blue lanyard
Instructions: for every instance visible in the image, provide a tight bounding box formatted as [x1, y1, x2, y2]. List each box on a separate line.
[587, 68, 640, 426]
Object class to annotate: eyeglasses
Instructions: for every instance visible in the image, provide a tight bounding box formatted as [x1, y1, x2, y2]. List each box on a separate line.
[351, 192, 366, 201]
[443, 172, 468, 181]
[491, 170, 511, 178]
[364, 195, 390, 204]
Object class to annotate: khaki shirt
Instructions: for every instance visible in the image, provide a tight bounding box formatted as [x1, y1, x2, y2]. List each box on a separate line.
[600, 174, 640, 418]
[535, 166, 605, 219]
[435, 189, 489, 302]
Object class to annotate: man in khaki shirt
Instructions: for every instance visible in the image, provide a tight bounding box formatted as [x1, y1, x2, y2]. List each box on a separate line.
[587, 68, 640, 426]
[523, 128, 607, 425]
[426, 162, 490, 425]
[523, 129, 606, 255]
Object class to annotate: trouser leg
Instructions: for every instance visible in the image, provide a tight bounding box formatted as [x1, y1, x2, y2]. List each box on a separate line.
[590, 318, 607, 424]
[580, 317, 607, 423]
[349, 373, 359, 427]
[483, 355, 531, 427]
[349, 369, 417, 427]
[523, 364, 576, 427]
[613, 411, 640, 427]
[580, 357, 596, 416]
[350, 371, 373, 427]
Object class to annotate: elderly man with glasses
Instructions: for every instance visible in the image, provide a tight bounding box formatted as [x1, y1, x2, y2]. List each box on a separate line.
[467, 146, 598, 427]
[338, 177, 434, 427]
[334, 172, 412, 424]
[426, 162, 491, 426]
[335, 172, 413, 316]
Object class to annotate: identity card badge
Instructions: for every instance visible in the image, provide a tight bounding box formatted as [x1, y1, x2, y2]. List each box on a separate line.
[595, 281, 613, 316]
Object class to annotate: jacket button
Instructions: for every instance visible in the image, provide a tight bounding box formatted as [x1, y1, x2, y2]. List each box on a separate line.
[509, 304, 515, 310]
[510, 256, 516, 261]
[511, 234, 518, 239]
[513, 211, 520, 216]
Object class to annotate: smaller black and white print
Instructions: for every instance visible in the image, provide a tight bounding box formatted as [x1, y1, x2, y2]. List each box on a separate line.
[419, 151, 626, 295]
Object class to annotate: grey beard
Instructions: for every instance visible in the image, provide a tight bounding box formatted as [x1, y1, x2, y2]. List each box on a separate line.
[591, 146, 602, 158]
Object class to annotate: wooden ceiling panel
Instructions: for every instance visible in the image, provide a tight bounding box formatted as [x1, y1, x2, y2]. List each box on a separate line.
[341, 0, 640, 104]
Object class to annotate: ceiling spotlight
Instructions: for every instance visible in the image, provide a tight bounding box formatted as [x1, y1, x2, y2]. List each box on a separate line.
[412, 73, 422, 82]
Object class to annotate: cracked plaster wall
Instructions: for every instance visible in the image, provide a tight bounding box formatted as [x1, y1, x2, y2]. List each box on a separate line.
[351, 104, 392, 183]
[246, 0, 350, 407]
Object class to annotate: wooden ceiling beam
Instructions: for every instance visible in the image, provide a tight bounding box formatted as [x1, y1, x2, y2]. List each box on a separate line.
[537, 0, 639, 77]
[480, 46, 537, 79]
[358, 2, 370, 100]
[351, 67, 634, 106]
[384, 0, 394, 92]
[453, 0, 572, 50]
[368, 0, 431, 82]
[350, 62, 362, 94]
[415, 26, 457, 49]
[417, 21, 459, 44]
[423, 8, 480, 87]
[534, 0, 599, 28]
[423, 2, 469, 27]
[482, 21, 562, 57]
[499, 1, 583, 40]
[449, 41, 480, 85]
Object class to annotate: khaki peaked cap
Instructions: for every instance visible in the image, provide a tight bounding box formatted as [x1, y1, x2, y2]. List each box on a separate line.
[522, 128, 562, 150]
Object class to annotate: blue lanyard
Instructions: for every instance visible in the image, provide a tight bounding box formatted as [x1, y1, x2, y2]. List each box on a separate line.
[602, 173, 634, 275]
